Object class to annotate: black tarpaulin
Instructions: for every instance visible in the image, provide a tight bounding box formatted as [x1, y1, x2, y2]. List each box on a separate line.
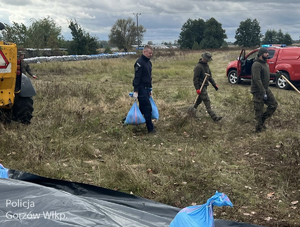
[0, 169, 264, 227]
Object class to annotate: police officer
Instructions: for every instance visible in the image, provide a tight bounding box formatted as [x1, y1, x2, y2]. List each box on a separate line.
[18, 51, 37, 79]
[251, 47, 278, 133]
[132, 45, 156, 133]
[192, 52, 222, 122]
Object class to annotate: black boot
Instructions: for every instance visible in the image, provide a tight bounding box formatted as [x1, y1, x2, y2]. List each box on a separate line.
[262, 117, 267, 129]
[255, 124, 266, 133]
[213, 116, 223, 122]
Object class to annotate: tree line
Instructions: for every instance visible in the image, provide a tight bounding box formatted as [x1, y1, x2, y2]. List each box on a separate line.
[0, 16, 295, 54]
[179, 18, 293, 49]
[0, 17, 102, 55]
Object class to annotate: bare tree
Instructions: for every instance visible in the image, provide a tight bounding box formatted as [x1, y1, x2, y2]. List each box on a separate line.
[109, 18, 146, 52]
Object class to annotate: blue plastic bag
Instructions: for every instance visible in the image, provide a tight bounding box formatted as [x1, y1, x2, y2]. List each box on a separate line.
[0, 163, 9, 178]
[128, 92, 159, 120]
[169, 191, 233, 227]
[150, 96, 159, 120]
[124, 101, 146, 125]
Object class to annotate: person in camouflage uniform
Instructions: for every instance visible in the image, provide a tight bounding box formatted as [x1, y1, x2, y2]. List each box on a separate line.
[18, 52, 37, 79]
[191, 52, 222, 122]
[251, 47, 279, 133]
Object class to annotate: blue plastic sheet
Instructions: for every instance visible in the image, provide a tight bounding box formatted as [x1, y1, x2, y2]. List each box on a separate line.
[150, 96, 159, 120]
[125, 101, 146, 125]
[2, 170, 263, 227]
[170, 191, 233, 227]
[0, 164, 8, 178]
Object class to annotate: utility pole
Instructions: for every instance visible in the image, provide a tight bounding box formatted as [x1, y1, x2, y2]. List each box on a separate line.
[133, 13, 141, 50]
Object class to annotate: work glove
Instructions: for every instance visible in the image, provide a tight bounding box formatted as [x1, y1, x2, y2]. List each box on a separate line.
[32, 75, 37, 79]
[276, 70, 281, 78]
[213, 84, 219, 91]
[133, 92, 138, 99]
[263, 93, 268, 101]
[196, 89, 201, 95]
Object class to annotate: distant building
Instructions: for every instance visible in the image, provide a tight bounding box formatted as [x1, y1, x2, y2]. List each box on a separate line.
[152, 44, 169, 49]
[132, 44, 178, 50]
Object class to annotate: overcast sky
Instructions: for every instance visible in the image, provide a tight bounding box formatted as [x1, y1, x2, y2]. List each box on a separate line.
[0, 0, 300, 44]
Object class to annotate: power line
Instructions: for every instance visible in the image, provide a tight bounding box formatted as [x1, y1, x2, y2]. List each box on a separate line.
[133, 13, 141, 49]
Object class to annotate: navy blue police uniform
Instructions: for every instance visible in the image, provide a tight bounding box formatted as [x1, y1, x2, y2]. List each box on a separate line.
[133, 54, 154, 133]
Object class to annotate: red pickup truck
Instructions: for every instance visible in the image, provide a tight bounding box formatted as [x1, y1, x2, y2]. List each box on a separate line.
[226, 45, 300, 89]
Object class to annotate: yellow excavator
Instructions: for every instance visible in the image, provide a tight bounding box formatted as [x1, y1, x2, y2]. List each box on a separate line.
[0, 22, 36, 124]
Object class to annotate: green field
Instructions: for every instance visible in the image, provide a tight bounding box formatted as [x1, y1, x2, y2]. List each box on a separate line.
[1, 49, 299, 226]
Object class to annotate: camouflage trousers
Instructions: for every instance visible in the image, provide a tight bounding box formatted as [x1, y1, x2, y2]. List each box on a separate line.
[193, 87, 217, 120]
[252, 89, 278, 131]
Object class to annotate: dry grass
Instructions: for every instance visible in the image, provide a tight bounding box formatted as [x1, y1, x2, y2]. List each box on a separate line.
[1, 49, 299, 226]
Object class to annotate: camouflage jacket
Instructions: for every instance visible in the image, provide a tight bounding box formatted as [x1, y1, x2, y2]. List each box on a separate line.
[193, 59, 216, 90]
[251, 58, 270, 94]
[21, 59, 33, 77]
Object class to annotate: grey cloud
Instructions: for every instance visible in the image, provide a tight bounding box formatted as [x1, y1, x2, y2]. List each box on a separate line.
[1, 0, 300, 44]
[0, 0, 32, 6]
[192, 0, 300, 3]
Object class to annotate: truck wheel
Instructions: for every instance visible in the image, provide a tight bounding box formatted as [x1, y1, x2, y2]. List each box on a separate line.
[227, 69, 241, 84]
[276, 72, 291, 90]
[12, 96, 34, 124]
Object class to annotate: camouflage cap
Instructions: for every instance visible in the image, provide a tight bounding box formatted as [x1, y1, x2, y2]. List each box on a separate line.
[202, 52, 213, 62]
[18, 51, 26, 56]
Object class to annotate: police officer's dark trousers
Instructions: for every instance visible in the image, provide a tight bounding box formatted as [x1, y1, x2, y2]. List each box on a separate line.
[138, 87, 154, 132]
[253, 89, 278, 131]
